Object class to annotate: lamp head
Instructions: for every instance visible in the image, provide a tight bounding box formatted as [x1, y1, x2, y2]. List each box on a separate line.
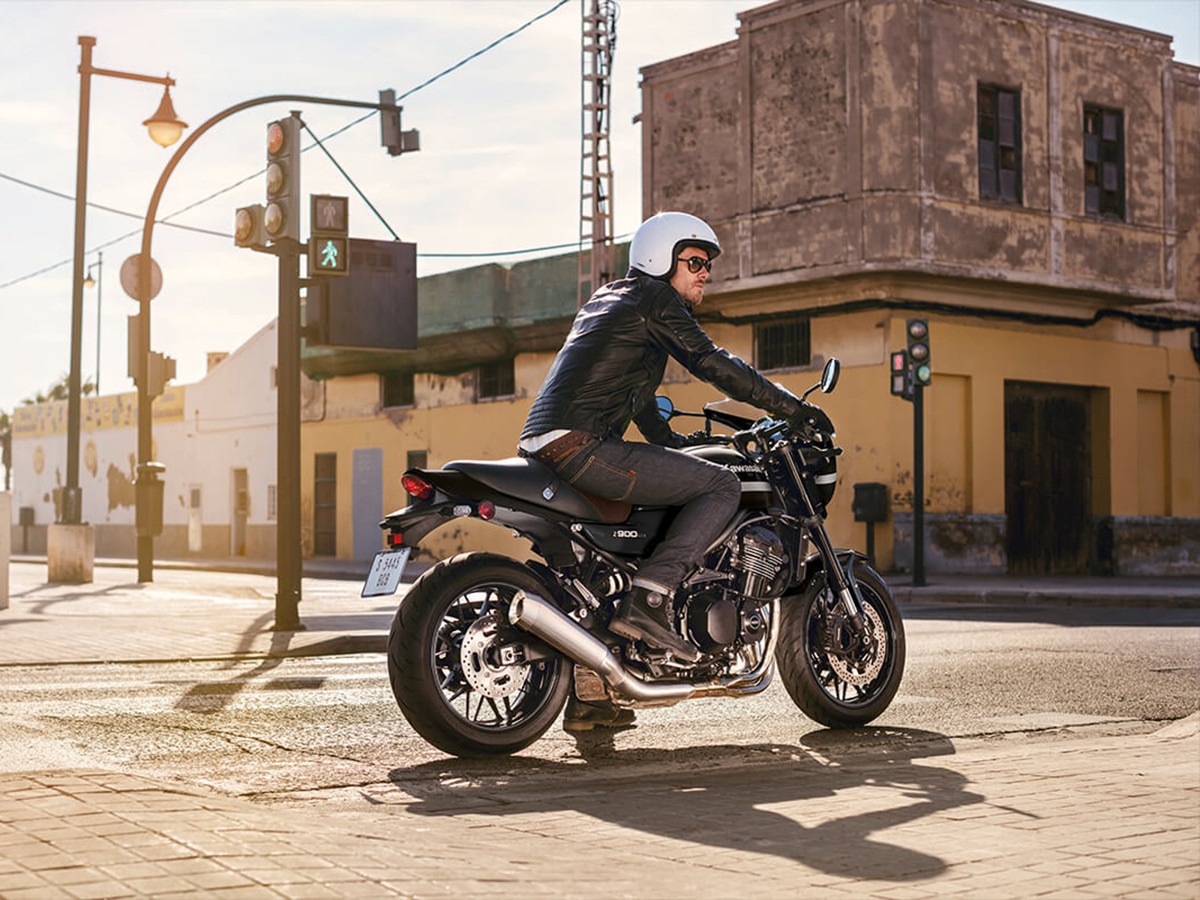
[143, 85, 187, 147]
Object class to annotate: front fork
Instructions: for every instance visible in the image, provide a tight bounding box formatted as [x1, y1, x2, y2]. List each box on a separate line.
[781, 449, 867, 632]
[808, 523, 867, 633]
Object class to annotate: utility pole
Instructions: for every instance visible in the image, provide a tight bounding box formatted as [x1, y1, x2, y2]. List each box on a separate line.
[578, 0, 617, 306]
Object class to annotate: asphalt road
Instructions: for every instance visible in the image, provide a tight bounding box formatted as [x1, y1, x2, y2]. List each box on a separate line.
[1, 601, 1196, 810]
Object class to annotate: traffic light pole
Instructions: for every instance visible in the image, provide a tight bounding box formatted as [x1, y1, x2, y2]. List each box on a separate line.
[133, 92, 395, 595]
[912, 382, 926, 587]
[276, 244, 303, 630]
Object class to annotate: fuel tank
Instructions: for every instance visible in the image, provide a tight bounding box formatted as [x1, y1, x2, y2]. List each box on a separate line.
[686, 445, 778, 509]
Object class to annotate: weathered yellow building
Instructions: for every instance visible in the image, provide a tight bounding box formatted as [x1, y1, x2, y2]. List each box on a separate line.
[301, 0, 1199, 576]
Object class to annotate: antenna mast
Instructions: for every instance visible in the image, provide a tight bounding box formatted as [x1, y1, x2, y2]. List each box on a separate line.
[579, 0, 617, 306]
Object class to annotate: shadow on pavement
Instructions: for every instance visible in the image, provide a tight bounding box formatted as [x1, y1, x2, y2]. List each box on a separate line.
[902, 603, 1200, 627]
[388, 727, 987, 881]
[173, 615, 296, 713]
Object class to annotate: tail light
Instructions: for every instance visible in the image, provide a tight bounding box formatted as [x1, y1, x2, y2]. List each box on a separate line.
[401, 472, 434, 501]
[478, 500, 496, 520]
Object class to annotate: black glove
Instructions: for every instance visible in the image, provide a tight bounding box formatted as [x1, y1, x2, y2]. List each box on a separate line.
[788, 402, 835, 442]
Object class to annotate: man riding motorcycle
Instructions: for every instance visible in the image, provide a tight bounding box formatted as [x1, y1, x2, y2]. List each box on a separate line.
[519, 211, 813, 730]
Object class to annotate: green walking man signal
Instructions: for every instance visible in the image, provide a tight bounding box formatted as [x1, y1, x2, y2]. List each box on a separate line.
[308, 194, 349, 277]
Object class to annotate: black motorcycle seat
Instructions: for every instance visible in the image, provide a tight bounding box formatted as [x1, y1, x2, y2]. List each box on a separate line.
[444, 458, 631, 524]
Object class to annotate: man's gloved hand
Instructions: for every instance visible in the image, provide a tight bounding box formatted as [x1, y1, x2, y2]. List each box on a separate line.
[787, 402, 835, 443]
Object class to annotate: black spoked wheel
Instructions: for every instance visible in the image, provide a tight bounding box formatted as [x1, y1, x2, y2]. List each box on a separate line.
[777, 563, 905, 728]
[387, 552, 570, 757]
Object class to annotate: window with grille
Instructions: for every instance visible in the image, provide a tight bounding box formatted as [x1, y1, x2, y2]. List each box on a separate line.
[978, 84, 1022, 203]
[313, 453, 336, 557]
[477, 359, 515, 400]
[267, 484, 277, 521]
[755, 319, 811, 371]
[382, 371, 414, 408]
[1084, 104, 1125, 219]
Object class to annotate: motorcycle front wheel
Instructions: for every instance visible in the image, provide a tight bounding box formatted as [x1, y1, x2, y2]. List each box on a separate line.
[387, 552, 571, 757]
[776, 563, 905, 728]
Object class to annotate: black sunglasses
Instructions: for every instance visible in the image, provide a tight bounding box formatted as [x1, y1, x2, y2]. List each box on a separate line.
[677, 255, 712, 274]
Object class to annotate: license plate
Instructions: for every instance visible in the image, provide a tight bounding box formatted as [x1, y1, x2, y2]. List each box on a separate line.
[361, 547, 412, 597]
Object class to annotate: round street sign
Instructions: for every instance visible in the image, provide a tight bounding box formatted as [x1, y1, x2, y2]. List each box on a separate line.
[120, 254, 163, 301]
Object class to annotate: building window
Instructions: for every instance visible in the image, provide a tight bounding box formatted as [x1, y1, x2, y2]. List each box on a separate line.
[266, 484, 277, 521]
[755, 319, 811, 371]
[1084, 104, 1125, 219]
[477, 359, 515, 400]
[407, 450, 428, 470]
[382, 371, 414, 408]
[978, 84, 1022, 203]
[314, 453, 336, 557]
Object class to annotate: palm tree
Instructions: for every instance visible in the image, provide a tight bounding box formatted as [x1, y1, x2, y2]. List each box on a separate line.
[21, 373, 96, 405]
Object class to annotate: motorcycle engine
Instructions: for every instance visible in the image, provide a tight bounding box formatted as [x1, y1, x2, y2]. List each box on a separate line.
[684, 524, 787, 653]
[736, 525, 788, 600]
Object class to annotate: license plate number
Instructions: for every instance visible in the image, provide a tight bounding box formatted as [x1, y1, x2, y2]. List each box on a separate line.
[362, 548, 411, 597]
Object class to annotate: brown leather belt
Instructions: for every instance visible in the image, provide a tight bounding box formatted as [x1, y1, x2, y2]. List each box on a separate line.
[526, 430, 596, 466]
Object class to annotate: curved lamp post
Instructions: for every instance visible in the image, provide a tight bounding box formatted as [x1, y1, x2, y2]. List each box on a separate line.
[133, 92, 393, 632]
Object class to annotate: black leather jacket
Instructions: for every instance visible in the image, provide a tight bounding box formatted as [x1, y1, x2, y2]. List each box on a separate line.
[522, 273, 806, 445]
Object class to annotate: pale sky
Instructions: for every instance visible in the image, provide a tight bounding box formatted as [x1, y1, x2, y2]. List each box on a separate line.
[1, 0, 1197, 414]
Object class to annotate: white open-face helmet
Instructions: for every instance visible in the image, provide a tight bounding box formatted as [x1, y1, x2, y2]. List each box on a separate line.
[629, 212, 721, 278]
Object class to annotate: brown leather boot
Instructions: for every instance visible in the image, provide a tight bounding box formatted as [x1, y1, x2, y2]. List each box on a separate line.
[562, 695, 636, 733]
[610, 585, 701, 662]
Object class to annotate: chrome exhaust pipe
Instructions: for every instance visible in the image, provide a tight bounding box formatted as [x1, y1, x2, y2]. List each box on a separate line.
[509, 590, 694, 704]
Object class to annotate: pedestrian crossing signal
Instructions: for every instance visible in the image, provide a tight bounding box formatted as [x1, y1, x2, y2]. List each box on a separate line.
[309, 236, 349, 276]
[308, 194, 349, 277]
[890, 349, 913, 401]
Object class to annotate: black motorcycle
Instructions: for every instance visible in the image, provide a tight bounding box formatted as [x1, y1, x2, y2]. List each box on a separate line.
[364, 358, 905, 757]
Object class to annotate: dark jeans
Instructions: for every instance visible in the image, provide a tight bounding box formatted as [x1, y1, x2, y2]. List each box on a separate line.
[546, 436, 741, 595]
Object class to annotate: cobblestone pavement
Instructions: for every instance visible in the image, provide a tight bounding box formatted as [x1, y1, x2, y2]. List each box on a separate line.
[0, 562, 1197, 897]
[1, 720, 1196, 899]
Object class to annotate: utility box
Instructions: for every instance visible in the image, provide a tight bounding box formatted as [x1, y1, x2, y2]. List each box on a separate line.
[136, 462, 166, 538]
[852, 482, 889, 523]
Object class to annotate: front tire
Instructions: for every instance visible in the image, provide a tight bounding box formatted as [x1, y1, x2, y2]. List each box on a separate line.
[776, 563, 905, 727]
[387, 552, 570, 757]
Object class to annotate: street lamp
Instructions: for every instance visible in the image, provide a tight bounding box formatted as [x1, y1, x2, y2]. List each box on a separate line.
[143, 86, 188, 148]
[83, 252, 102, 395]
[54, 35, 186, 583]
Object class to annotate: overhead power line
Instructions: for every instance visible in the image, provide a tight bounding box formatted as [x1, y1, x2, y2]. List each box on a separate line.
[0, 0, 572, 293]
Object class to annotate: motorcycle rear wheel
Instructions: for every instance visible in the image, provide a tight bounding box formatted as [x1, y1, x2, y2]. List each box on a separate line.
[387, 552, 571, 757]
[776, 563, 905, 728]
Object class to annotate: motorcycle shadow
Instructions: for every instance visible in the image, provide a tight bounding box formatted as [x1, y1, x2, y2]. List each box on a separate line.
[388, 727, 985, 881]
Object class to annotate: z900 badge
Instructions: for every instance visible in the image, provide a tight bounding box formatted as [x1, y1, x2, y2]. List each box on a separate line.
[612, 529, 641, 539]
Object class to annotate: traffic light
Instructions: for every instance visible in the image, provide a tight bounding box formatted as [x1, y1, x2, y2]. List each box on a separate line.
[233, 203, 266, 249]
[147, 351, 176, 398]
[890, 349, 913, 400]
[264, 116, 300, 243]
[379, 89, 421, 157]
[308, 194, 349, 277]
[906, 318, 932, 386]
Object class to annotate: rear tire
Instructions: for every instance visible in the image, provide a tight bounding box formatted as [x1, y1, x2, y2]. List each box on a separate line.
[387, 552, 570, 757]
[776, 563, 905, 728]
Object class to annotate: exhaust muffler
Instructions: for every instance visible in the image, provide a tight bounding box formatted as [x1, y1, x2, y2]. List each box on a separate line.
[509, 590, 694, 704]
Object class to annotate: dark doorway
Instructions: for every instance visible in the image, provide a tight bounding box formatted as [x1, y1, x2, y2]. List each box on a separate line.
[314, 452, 337, 557]
[1004, 382, 1093, 574]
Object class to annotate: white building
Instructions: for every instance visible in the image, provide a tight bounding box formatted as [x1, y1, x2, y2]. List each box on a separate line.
[10, 321, 279, 561]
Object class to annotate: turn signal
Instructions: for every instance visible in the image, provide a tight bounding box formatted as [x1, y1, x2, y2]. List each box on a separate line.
[401, 473, 434, 501]
[478, 500, 496, 520]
